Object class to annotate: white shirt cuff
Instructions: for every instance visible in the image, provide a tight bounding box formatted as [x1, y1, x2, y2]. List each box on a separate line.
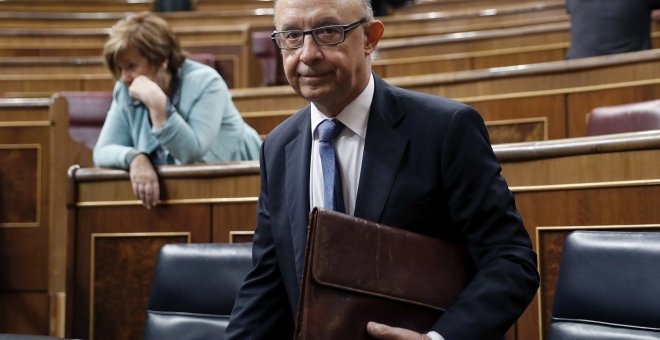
[426, 331, 445, 340]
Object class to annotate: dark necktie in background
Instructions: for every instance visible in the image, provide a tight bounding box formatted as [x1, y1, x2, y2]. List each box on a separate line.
[318, 119, 345, 213]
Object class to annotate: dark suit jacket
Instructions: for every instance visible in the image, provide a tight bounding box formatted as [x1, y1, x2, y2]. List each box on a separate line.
[566, 0, 660, 59]
[225, 75, 539, 339]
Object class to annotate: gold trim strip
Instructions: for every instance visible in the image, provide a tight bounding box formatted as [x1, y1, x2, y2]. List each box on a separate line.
[0, 222, 40, 228]
[229, 230, 255, 244]
[486, 116, 548, 140]
[0, 121, 52, 128]
[456, 78, 660, 103]
[510, 179, 660, 193]
[77, 196, 258, 208]
[89, 231, 191, 340]
[0, 143, 43, 149]
[534, 223, 660, 340]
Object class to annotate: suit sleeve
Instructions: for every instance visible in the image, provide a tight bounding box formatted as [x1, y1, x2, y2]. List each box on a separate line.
[431, 106, 540, 339]
[224, 143, 294, 339]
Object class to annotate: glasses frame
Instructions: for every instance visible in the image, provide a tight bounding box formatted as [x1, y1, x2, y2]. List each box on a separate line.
[271, 18, 367, 50]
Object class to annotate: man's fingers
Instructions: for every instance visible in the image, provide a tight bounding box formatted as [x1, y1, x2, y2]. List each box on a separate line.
[367, 322, 399, 339]
[367, 321, 429, 340]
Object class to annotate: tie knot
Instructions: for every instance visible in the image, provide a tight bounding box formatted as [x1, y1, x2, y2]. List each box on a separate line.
[318, 119, 344, 143]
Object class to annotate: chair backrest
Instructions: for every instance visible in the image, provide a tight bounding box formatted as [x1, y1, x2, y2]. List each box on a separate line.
[550, 231, 660, 339]
[188, 53, 216, 69]
[586, 99, 660, 136]
[58, 91, 112, 150]
[143, 242, 253, 340]
[0, 335, 64, 340]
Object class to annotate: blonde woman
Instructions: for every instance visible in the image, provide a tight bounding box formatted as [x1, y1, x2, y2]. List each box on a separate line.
[94, 12, 261, 209]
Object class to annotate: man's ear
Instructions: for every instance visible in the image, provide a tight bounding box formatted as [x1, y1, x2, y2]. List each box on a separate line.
[364, 20, 384, 55]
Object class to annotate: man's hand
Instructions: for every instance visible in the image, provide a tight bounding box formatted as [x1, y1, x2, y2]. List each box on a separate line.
[367, 321, 431, 340]
[129, 153, 160, 209]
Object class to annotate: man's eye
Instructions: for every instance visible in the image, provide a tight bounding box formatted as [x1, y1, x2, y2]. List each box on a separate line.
[285, 31, 303, 40]
[317, 26, 341, 36]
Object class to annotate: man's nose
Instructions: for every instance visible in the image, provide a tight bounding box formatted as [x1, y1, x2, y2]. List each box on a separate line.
[299, 34, 322, 61]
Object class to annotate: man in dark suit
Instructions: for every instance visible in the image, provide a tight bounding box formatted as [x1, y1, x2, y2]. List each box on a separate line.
[225, 0, 539, 338]
[566, 0, 660, 59]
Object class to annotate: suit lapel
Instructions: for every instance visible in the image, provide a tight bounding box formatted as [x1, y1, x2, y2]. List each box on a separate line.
[355, 76, 409, 222]
[285, 109, 312, 283]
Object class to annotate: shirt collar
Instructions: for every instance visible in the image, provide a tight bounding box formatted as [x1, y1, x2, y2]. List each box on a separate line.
[311, 73, 374, 139]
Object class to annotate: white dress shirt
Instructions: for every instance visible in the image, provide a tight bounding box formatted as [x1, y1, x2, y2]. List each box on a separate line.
[309, 74, 373, 215]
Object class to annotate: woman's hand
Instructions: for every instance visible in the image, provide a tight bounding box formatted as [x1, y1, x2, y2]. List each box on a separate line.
[129, 153, 160, 209]
[128, 75, 168, 129]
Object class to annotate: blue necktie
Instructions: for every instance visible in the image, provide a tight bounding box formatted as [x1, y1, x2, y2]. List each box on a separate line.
[318, 119, 345, 213]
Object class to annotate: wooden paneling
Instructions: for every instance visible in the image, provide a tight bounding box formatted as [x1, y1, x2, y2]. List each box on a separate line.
[376, 21, 570, 59]
[231, 49, 660, 114]
[497, 131, 660, 186]
[89, 232, 192, 339]
[0, 147, 38, 225]
[72, 204, 210, 340]
[0, 95, 99, 336]
[0, 10, 274, 29]
[212, 202, 257, 243]
[383, 1, 567, 39]
[63, 130, 660, 340]
[373, 43, 569, 77]
[494, 131, 660, 339]
[391, 0, 553, 14]
[0, 98, 52, 335]
[0, 293, 50, 334]
[566, 81, 660, 137]
[67, 163, 260, 339]
[195, 0, 273, 11]
[513, 184, 660, 340]
[0, 0, 153, 13]
[0, 24, 257, 89]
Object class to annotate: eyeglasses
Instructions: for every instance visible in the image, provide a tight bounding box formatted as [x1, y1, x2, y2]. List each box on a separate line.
[271, 18, 367, 50]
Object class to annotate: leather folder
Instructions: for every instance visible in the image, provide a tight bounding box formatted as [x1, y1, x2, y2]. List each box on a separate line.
[295, 208, 475, 339]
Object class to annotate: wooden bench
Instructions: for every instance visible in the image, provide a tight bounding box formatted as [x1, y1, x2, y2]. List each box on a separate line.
[66, 162, 261, 339]
[373, 42, 569, 77]
[0, 96, 76, 336]
[381, 0, 566, 38]
[0, 24, 262, 88]
[492, 130, 660, 339]
[0, 2, 572, 87]
[242, 77, 660, 145]
[194, 0, 274, 11]
[0, 0, 153, 12]
[392, 0, 560, 14]
[5, 50, 657, 141]
[0, 0, 561, 32]
[0, 9, 275, 29]
[63, 129, 660, 340]
[231, 48, 660, 122]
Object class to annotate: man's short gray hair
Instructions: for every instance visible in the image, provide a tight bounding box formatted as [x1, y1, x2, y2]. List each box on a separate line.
[273, 0, 374, 22]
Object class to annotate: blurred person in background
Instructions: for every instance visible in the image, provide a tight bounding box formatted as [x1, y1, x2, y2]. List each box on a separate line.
[94, 12, 261, 209]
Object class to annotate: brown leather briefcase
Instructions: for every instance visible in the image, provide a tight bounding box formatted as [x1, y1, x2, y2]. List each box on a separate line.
[294, 208, 475, 339]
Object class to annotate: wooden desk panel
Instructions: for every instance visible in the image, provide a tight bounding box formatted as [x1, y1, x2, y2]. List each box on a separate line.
[64, 129, 660, 340]
[0, 98, 52, 334]
[67, 163, 260, 339]
[513, 183, 660, 340]
[0, 0, 152, 13]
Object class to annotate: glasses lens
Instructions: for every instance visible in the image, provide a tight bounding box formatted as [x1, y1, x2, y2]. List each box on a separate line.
[313, 26, 344, 45]
[280, 31, 304, 49]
